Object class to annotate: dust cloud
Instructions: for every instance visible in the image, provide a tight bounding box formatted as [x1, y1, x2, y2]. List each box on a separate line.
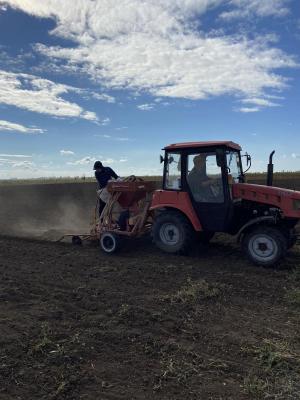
[0, 182, 97, 241]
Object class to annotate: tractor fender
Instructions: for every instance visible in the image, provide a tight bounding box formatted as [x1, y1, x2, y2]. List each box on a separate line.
[237, 216, 277, 242]
[150, 204, 202, 231]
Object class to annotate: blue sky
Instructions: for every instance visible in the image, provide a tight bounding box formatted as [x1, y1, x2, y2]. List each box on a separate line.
[0, 0, 299, 179]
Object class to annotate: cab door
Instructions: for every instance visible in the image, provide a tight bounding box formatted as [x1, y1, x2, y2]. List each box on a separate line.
[185, 151, 231, 232]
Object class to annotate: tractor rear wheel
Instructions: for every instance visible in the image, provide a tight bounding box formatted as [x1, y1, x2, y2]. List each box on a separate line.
[152, 211, 195, 254]
[242, 226, 287, 267]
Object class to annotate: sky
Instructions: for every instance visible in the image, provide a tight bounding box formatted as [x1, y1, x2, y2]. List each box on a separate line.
[0, 0, 299, 179]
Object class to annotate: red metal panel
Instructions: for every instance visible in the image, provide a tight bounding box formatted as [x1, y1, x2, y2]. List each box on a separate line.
[107, 181, 156, 208]
[150, 190, 202, 231]
[164, 141, 241, 151]
[232, 183, 300, 218]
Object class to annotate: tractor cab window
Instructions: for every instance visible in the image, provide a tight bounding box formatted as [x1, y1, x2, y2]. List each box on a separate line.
[226, 151, 242, 183]
[165, 153, 181, 190]
[187, 153, 224, 203]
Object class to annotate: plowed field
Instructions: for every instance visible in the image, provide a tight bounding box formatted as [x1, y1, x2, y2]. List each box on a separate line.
[0, 182, 300, 400]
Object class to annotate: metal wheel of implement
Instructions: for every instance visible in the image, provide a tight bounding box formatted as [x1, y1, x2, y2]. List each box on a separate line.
[242, 226, 287, 267]
[100, 232, 119, 254]
[152, 211, 195, 254]
[72, 235, 82, 246]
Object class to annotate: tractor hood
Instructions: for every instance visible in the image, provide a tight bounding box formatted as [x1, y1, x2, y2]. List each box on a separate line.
[232, 183, 300, 218]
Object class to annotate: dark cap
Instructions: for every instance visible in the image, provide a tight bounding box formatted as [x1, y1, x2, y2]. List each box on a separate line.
[93, 161, 103, 170]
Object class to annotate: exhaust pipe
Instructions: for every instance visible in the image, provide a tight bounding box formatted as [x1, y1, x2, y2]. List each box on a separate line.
[267, 150, 275, 186]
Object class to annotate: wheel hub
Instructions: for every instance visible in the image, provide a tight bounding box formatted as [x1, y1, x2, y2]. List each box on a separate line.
[103, 236, 114, 250]
[258, 242, 268, 252]
[250, 235, 277, 260]
[160, 223, 180, 245]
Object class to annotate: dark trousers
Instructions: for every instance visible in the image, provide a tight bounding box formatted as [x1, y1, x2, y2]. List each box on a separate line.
[118, 210, 130, 231]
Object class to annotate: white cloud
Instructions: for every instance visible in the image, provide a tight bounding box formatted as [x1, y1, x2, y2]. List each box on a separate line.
[1, 0, 296, 106]
[11, 160, 35, 169]
[0, 70, 98, 121]
[100, 117, 110, 126]
[220, 0, 290, 20]
[95, 134, 130, 141]
[0, 153, 32, 158]
[292, 153, 300, 159]
[95, 134, 111, 138]
[101, 158, 115, 164]
[92, 92, 115, 103]
[0, 119, 45, 133]
[67, 156, 96, 165]
[154, 98, 171, 106]
[137, 103, 154, 111]
[60, 150, 75, 156]
[0, 157, 36, 169]
[119, 158, 128, 162]
[241, 97, 280, 107]
[236, 107, 260, 113]
[81, 111, 98, 121]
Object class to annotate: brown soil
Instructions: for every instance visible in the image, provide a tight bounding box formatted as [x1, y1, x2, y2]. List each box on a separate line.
[0, 182, 300, 399]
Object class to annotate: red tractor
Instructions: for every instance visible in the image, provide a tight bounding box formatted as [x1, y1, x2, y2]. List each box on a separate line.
[150, 141, 300, 266]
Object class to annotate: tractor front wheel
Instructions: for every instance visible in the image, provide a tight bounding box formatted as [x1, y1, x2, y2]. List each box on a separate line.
[152, 211, 195, 254]
[242, 226, 287, 267]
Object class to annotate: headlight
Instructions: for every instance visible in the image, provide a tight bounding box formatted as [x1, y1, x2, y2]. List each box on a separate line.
[293, 199, 300, 211]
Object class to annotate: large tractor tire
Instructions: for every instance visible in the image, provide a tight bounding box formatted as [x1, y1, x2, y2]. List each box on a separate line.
[242, 226, 287, 267]
[152, 211, 195, 254]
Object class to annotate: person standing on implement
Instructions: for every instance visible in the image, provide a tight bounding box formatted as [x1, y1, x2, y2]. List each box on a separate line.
[93, 161, 119, 217]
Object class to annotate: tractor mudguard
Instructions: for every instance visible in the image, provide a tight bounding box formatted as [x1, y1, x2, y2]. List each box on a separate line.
[236, 216, 277, 242]
[150, 190, 202, 231]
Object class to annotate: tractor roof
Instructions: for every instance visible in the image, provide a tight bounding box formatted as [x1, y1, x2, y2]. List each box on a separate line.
[164, 141, 242, 151]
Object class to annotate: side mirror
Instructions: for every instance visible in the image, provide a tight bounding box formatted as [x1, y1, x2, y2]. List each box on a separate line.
[160, 155, 164, 164]
[168, 156, 174, 164]
[246, 153, 251, 166]
[242, 152, 252, 173]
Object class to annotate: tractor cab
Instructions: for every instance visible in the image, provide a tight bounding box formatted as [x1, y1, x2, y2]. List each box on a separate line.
[156, 141, 243, 232]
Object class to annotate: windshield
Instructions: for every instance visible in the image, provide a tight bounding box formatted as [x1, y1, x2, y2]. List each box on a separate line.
[226, 151, 243, 183]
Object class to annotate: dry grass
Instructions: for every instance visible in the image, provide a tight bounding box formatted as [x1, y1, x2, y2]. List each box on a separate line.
[242, 339, 300, 399]
[163, 278, 223, 304]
